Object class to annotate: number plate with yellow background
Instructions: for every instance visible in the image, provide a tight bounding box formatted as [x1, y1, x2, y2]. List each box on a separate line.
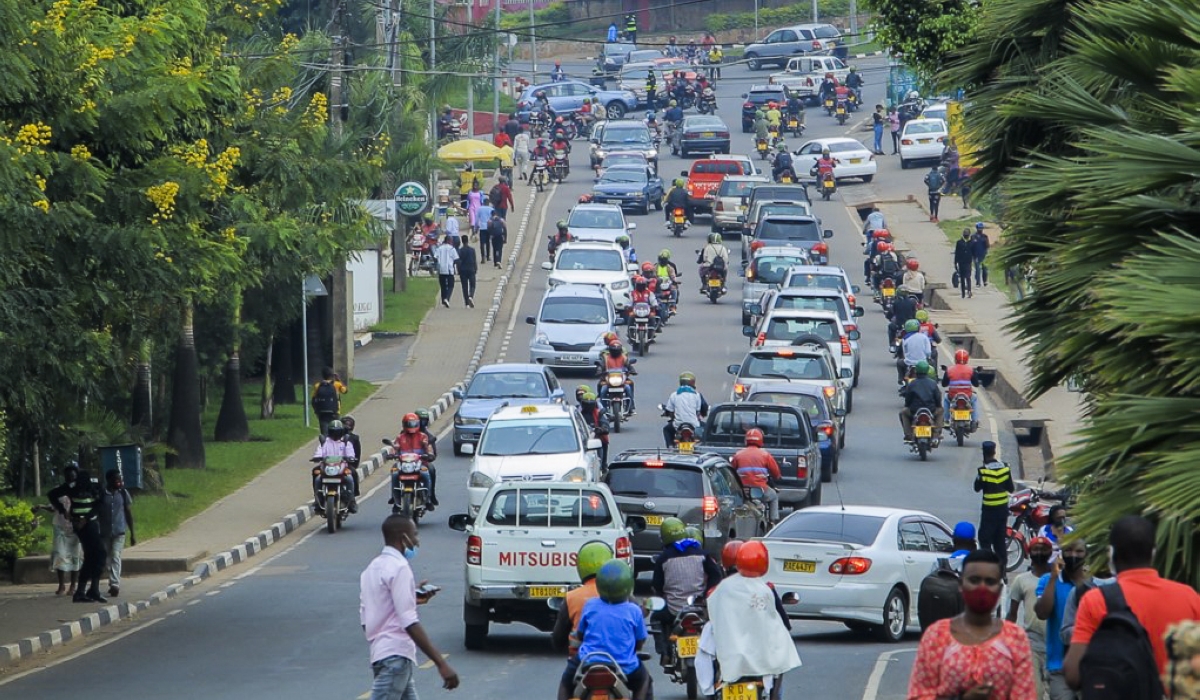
[849, 158, 862, 164]
[953, 410, 972, 421]
[678, 441, 695, 453]
[782, 560, 816, 573]
[882, 287, 895, 297]
[914, 426, 933, 438]
[644, 515, 664, 526]
[708, 278, 722, 287]
[674, 215, 686, 223]
[528, 586, 566, 598]
[702, 132, 715, 138]
[722, 681, 760, 700]
[676, 636, 699, 658]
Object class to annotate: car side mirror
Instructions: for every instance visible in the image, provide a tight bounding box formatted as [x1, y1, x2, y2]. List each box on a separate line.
[613, 315, 627, 326]
[525, 315, 536, 325]
[834, 408, 847, 417]
[586, 438, 603, 451]
[541, 262, 553, 271]
[823, 229, 834, 238]
[851, 284, 861, 293]
[452, 388, 464, 400]
[839, 368, 854, 379]
[781, 592, 800, 605]
[748, 303, 762, 316]
[627, 222, 637, 230]
[461, 443, 475, 455]
[847, 330, 861, 341]
[855, 306, 865, 317]
[736, 215, 746, 223]
[726, 364, 741, 375]
[447, 514, 472, 532]
[625, 515, 647, 534]
[627, 263, 640, 272]
[741, 325, 755, 337]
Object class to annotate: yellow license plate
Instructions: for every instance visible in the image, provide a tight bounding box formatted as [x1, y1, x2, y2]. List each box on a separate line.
[882, 287, 895, 297]
[708, 278, 722, 287]
[644, 515, 664, 526]
[676, 636, 699, 658]
[678, 441, 695, 453]
[953, 410, 972, 421]
[919, 138, 931, 143]
[758, 143, 767, 150]
[738, 205, 746, 212]
[914, 426, 933, 438]
[674, 216, 686, 224]
[782, 560, 816, 573]
[702, 132, 715, 137]
[837, 108, 846, 114]
[528, 586, 566, 598]
[850, 158, 862, 164]
[723, 682, 760, 700]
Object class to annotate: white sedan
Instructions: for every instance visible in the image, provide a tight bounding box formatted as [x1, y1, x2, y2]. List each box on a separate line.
[763, 505, 956, 642]
[794, 138, 877, 183]
[898, 117, 948, 169]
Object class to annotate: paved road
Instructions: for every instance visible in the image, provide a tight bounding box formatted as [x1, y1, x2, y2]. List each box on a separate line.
[1, 58, 983, 700]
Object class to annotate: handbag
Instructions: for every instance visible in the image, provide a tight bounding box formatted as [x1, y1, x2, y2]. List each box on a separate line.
[951, 271, 960, 289]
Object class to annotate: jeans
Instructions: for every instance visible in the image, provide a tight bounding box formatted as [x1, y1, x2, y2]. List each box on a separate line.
[1048, 669, 1077, 700]
[978, 507, 1008, 562]
[105, 533, 126, 589]
[943, 393, 979, 423]
[478, 231, 492, 261]
[438, 273, 455, 302]
[957, 262, 973, 297]
[492, 236, 505, 264]
[460, 272, 476, 304]
[371, 655, 419, 700]
[873, 123, 883, 153]
[973, 257, 988, 286]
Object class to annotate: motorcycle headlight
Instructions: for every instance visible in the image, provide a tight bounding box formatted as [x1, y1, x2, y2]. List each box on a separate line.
[606, 372, 626, 387]
[611, 280, 630, 290]
[535, 332, 551, 346]
[562, 467, 588, 482]
[468, 471, 494, 489]
[324, 465, 343, 476]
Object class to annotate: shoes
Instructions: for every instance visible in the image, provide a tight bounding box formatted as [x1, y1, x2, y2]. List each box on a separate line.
[441, 299, 450, 308]
[86, 591, 108, 603]
[348, 500, 359, 514]
[466, 298, 474, 308]
[494, 262, 501, 268]
[56, 584, 66, 596]
[73, 594, 91, 603]
[930, 216, 939, 223]
[387, 497, 395, 505]
[431, 496, 440, 506]
[426, 503, 436, 513]
[108, 586, 120, 597]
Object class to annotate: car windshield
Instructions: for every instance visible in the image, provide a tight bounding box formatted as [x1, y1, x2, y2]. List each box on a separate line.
[753, 256, 808, 284]
[486, 488, 613, 527]
[478, 419, 580, 456]
[769, 512, 885, 546]
[467, 372, 548, 399]
[606, 465, 704, 498]
[569, 209, 625, 230]
[758, 220, 821, 242]
[813, 26, 841, 39]
[629, 50, 661, 62]
[749, 92, 785, 104]
[599, 169, 648, 185]
[759, 204, 811, 219]
[824, 141, 867, 154]
[556, 249, 625, 272]
[741, 354, 833, 381]
[603, 154, 646, 169]
[786, 272, 847, 292]
[905, 120, 946, 135]
[686, 117, 724, 129]
[764, 317, 838, 342]
[603, 129, 651, 147]
[719, 179, 762, 197]
[774, 295, 843, 317]
[747, 392, 825, 418]
[605, 44, 633, 57]
[706, 408, 807, 445]
[540, 296, 610, 324]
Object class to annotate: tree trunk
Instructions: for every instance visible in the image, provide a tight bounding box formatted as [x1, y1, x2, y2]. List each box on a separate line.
[166, 304, 206, 469]
[131, 339, 153, 437]
[215, 296, 250, 440]
[272, 328, 296, 405]
[260, 335, 275, 419]
[306, 301, 324, 382]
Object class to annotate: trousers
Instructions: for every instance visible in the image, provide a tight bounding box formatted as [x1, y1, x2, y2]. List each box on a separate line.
[460, 272, 476, 304]
[75, 520, 106, 592]
[371, 655, 418, 700]
[438, 273, 455, 302]
[979, 507, 1008, 562]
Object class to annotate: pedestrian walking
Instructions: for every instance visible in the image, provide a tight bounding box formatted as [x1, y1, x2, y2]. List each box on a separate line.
[466, 181, 484, 233]
[474, 195, 494, 241]
[360, 515, 459, 700]
[1007, 536, 1054, 700]
[503, 113, 522, 142]
[311, 366, 348, 436]
[970, 223, 990, 287]
[443, 210, 460, 247]
[43, 463, 82, 596]
[1036, 538, 1089, 700]
[477, 211, 492, 264]
[645, 71, 657, 111]
[625, 13, 637, 44]
[492, 177, 514, 220]
[954, 228, 975, 298]
[974, 441, 1014, 563]
[489, 212, 507, 267]
[872, 105, 885, 155]
[100, 469, 136, 598]
[434, 236, 459, 308]
[888, 106, 901, 154]
[908, 549, 1037, 700]
[51, 468, 108, 603]
[514, 131, 530, 182]
[458, 234, 477, 308]
[607, 21, 618, 43]
[459, 164, 479, 208]
[924, 165, 945, 222]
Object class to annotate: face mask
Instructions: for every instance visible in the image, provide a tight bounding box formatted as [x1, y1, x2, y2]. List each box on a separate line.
[962, 585, 1002, 614]
[403, 546, 419, 562]
[1062, 555, 1085, 572]
[1030, 553, 1051, 566]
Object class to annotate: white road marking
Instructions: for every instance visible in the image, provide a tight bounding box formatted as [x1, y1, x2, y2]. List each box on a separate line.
[860, 647, 917, 700]
[497, 183, 557, 363]
[0, 617, 170, 686]
[418, 652, 451, 670]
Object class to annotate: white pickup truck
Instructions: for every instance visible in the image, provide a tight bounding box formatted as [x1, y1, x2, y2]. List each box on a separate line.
[448, 481, 645, 650]
[768, 56, 850, 102]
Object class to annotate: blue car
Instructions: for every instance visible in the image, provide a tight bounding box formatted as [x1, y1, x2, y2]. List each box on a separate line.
[451, 363, 565, 455]
[745, 383, 845, 482]
[516, 80, 638, 122]
[591, 164, 665, 216]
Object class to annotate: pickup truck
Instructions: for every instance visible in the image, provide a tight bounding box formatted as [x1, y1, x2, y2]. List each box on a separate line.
[697, 401, 824, 509]
[682, 159, 745, 213]
[768, 56, 849, 102]
[448, 481, 644, 650]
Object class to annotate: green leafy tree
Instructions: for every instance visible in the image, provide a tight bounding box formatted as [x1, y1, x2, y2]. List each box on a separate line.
[864, 0, 984, 81]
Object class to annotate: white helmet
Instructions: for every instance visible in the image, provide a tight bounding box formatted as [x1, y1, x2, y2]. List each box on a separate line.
[907, 90, 920, 100]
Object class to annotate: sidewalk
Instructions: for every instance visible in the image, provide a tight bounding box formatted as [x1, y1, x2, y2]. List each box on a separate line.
[873, 194, 1086, 480]
[0, 178, 545, 666]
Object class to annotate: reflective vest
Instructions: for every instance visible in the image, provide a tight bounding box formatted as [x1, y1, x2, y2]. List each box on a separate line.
[977, 462, 1012, 507]
[946, 365, 975, 392]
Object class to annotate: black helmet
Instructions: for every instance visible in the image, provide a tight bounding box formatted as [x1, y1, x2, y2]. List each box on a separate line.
[327, 420, 346, 440]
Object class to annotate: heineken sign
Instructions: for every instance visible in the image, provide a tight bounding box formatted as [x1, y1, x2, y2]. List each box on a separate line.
[394, 181, 430, 217]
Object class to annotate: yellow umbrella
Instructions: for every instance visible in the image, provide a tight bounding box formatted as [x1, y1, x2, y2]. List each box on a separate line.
[497, 144, 515, 166]
[438, 139, 502, 162]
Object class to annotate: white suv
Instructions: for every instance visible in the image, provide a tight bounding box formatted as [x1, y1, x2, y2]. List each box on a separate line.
[744, 308, 859, 390]
[542, 241, 637, 309]
[463, 404, 604, 517]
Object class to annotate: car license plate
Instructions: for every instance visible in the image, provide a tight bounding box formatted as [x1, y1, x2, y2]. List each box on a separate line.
[561, 354, 585, 362]
[782, 560, 816, 573]
[919, 138, 931, 144]
[702, 132, 715, 138]
[722, 681, 759, 700]
[850, 158, 862, 164]
[914, 426, 933, 438]
[676, 636, 700, 658]
[739, 205, 746, 212]
[953, 410, 972, 421]
[708, 278, 722, 287]
[644, 515, 664, 526]
[677, 441, 695, 453]
[882, 287, 896, 297]
[528, 586, 567, 598]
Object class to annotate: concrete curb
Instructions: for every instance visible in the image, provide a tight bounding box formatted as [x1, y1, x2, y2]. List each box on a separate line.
[0, 188, 542, 669]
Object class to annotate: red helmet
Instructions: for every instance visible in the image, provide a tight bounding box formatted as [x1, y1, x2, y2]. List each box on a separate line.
[641, 262, 655, 274]
[402, 412, 421, 433]
[873, 228, 891, 239]
[906, 259, 919, 271]
[745, 428, 764, 447]
[736, 541, 769, 578]
[877, 241, 893, 253]
[812, 242, 828, 255]
[955, 349, 970, 365]
[721, 540, 744, 570]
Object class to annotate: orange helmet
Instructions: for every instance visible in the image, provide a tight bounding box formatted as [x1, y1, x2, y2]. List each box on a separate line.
[721, 540, 744, 570]
[402, 412, 421, 433]
[906, 259, 919, 271]
[955, 349, 970, 365]
[602, 331, 619, 345]
[877, 241, 893, 253]
[745, 428, 764, 447]
[736, 541, 769, 577]
[873, 228, 891, 239]
[641, 261, 655, 274]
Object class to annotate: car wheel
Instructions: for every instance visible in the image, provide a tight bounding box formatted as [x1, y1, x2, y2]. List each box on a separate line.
[838, 427, 846, 451]
[746, 55, 761, 71]
[639, 202, 650, 216]
[876, 587, 908, 643]
[680, 148, 689, 158]
[464, 622, 488, 650]
[606, 102, 626, 119]
[806, 479, 822, 506]
[453, 441, 465, 457]
[655, 199, 663, 211]
[900, 158, 909, 170]
[862, 174, 874, 183]
[821, 454, 832, 483]
[741, 311, 750, 326]
[853, 363, 860, 388]
[846, 390, 854, 413]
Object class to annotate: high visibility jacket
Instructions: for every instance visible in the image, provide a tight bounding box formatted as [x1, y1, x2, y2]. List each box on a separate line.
[945, 365, 976, 395]
[974, 460, 1013, 508]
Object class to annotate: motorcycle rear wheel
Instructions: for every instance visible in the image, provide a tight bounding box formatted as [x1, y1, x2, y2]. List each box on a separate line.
[611, 407, 622, 434]
[401, 491, 414, 520]
[917, 441, 929, 461]
[1005, 535, 1027, 573]
[685, 667, 698, 700]
[956, 427, 965, 447]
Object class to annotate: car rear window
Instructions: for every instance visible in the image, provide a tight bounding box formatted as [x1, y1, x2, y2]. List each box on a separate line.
[825, 141, 867, 153]
[556, 249, 625, 271]
[813, 26, 841, 40]
[569, 209, 625, 231]
[467, 372, 548, 399]
[785, 272, 847, 292]
[746, 392, 825, 419]
[691, 162, 744, 176]
[741, 354, 833, 381]
[769, 512, 885, 545]
[759, 220, 820, 242]
[905, 120, 946, 135]
[764, 317, 838, 343]
[748, 91, 786, 104]
[773, 295, 844, 317]
[752, 256, 807, 284]
[486, 488, 613, 527]
[706, 408, 809, 447]
[718, 179, 762, 197]
[607, 465, 705, 498]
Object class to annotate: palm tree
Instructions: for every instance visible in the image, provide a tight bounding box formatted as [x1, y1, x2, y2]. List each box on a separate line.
[945, 0, 1200, 586]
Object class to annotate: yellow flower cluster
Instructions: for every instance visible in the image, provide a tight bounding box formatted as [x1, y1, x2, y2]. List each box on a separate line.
[34, 175, 47, 192]
[205, 146, 241, 195]
[302, 92, 328, 129]
[120, 34, 136, 56]
[33, 199, 50, 213]
[272, 86, 293, 115]
[171, 138, 209, 168]
[221, 227, 238, 241]
[75, 99, 97, 114]
[79, 45, 117, 72]
[31, 0, 70, 36]
[14, 123, 52, 155]
[365, 133, 391, 168]
[71, 144, 92, 162]
[233, 0, 284, 21]
[279, 33, 300, 53]
[168, 56, 193, 77]
[154, 251, 174, 264]
[146, 181, 179, 224]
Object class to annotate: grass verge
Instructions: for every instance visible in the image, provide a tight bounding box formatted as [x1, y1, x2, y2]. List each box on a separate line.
[371, 277, 438, 334]
[937, 217, 1016, 298]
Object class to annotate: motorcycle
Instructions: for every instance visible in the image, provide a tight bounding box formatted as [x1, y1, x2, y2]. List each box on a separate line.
[532, 156, 549, 192]
[775, 167, 797, 184]
[823, 95, 835, 116]
[656, 275, 679, 322]
[697, 88, 717, 114]
[809, 242, 829, 266]
[786, 113, 804, 136]
[812, 167, 836, 200]
[408, 231, 434, 276]
[381, 441, 431, 523]
[1005, 479, 1072, 572]
[601, 368, 633, 433]
[670, 207, 689, 237]
[755, 138, 770, 160]
[573, 114, 592, 140]
[835, 98, 848, 126]
[568, 651, 643, 700]
[552, 147, 570, 182]
[946, 387, 978, 447]
[673, 420, 698, 453]
[846, 90, 860, 112]
[907, 407, 940, 461]
[878, 277, 897, 315]
[628, 302, 655, 356]
[311, 456, 353, 533]
[702, 265, 725, 304]
[658, 595, 708, 700]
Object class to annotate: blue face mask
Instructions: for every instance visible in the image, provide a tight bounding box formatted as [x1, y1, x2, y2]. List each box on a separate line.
[403, 546, 419, 561]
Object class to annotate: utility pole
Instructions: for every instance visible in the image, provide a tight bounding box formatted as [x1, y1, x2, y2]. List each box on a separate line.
[529, 0, 537, 81]
[811, 0, 818, 23]
[430, 0, 436, 71]
[329, 0, 353, 381]
[849, 0, 858, 43]
[493, 0, 501, 133]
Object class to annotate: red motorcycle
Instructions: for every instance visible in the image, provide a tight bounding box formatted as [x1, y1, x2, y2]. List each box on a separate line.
[1005, 480, 1071, 572]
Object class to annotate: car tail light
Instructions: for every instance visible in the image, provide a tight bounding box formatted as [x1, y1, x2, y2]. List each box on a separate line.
[840, 335, 852, 355]
[702, 496, 719, 521]
[746, 268, 755, 281]
[795, 455, 808, 480]
[811, 40, 821, 51]
[715, 131, 730, 139]
[734, 382, 747, 395]
[844, 323, 858, 334]
[816, 422, 835, 439]
[901, 139, 913, 146]
[715, 200, 724, 211]
[467, 535, 482, 565]
[775, 349, 794, 357]
[847, 293, 856, 307]
[823, 386, 836, 398]
[644, 459, 664, 468]
[829, 557, 872, 575]
[615, 536, 632, 561]
[743, 102, 754, 110]
[754, 332, 766, 347]
[683, 132, 697, 139]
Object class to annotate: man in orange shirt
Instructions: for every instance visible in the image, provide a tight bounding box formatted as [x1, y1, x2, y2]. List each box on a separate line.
[551, 541, 613, 652]
[730, 428, 782, 523]
[1065, 515, 1200, 690]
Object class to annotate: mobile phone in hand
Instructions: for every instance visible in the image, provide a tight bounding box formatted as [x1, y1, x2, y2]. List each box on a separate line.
[416, 584, 441, 597]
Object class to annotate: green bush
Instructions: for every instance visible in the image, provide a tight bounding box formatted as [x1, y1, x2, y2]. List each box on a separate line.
[0, 498, 45, 565]
[500, 2, 571, 31]
[707, 1, 852, 34]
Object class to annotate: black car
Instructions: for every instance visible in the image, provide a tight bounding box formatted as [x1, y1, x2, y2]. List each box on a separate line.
[741, 85, 790, 132]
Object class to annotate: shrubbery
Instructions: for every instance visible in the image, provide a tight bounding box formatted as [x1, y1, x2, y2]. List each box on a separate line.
[706, 1, 852, 33]
[0, 498, 44, 566]
[500, 2, 571, 31]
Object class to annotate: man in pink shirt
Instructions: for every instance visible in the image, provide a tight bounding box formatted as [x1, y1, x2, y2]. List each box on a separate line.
[360, 515, 459, 699]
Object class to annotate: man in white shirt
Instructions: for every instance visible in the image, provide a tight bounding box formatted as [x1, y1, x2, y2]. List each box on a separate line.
[433, 237, 459, 308]
[360, 515, 458, 700]
[443, 213, 460, 247]
[662, 371, 708, 447]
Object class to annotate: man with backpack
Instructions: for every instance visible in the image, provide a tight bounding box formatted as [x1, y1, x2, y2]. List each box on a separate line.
[311, 367, 347, 436]
[1036, 538, 1090, 700]
[1065, 515, 1200, 697]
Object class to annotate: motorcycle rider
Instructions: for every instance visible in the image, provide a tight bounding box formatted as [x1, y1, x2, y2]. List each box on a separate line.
[942, 349, 981, 429]
[577, 390, 611, 468]
[664, 99, 684, 130]
[844, 66, 864, 105]
[550, 127, 572, 156]
[644, 111, 662, 144]
[547, 219, 573, 258]
[341, 414, 363, 499]
[862, 207, 887, 240]
[597, 341, 636, 414]
[662, 371, 708, 447]
[900, 257, 927, 302]
[655, 249, 680, 282]
[753, 109, 771, 151]
[887, 278, 919, 345]
[558, 559, 652, 700]
[872, 239, 901, 292]
[697, 233, 730, 293]
[651, 518, 723, 661]
[771, 143, 795, 182]
[615, 233, 636, 264]
[899, 360, 943, 442]
[664, 177, 691, 224]
[436, 104, 457, 140]
[534, 90, 555, 123]
[530, 138, 552, 184]
[764, 101, 783, 136]
[551, 541, 613, 651]
[863, 227, 891, 280]
[389, 412, 435, 511]
[784, 92, 806, 131]
[812, 147, 837, 183]
[628, 275, 661, 334]
[915, 309, 941, 365]
[818, 72, 838, 106]
[312, 419, 358, 513]
[897, 319, 933, 384]
[730, 428, 782, 523]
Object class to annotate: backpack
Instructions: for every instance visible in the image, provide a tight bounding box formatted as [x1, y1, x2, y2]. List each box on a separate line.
[918, 560, 964, 631]
[1078, 584, 1166, 700]
[710, 253, 726, 271]
[879, 254, 900, 275]
[311, 381, 338, 415]
[488, 185, 503, 206]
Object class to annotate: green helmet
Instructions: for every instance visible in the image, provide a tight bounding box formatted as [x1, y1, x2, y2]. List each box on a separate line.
[660, 517, 687, 545]
[926, 363, 939, 378]
[580, 390, 598, 403]
[556, 219, 568, 230]
[415, 408, 430, 420]
[708, 233, 722, 244]
[904, 319, 920, 333]
[595, 559, 635, 602]
[915, 309, 930, 323]
[849, 66, 857, 72]
[616, 234, 630, 246]
[674, 178, 685, 188]
[915, 360, 931, 376]
[776, 143, 787, 151]
[669, 100, 678, 107]
[679, 372, 696, 386]
[576, 541, 614, 581]
[683, 525, 703, 544]
[658, 249, 671, 261]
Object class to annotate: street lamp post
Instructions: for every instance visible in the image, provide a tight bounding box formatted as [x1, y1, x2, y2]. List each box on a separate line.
[301, 274, 329, 428]
[754, 0, 759, 37]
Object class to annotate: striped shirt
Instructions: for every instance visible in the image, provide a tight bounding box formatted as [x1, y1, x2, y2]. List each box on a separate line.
[974, 460, 1014, 508]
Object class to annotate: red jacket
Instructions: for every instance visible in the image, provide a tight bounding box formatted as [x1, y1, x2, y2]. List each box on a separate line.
[730, 446, 781, 489]
[494, 182, 514, 210]
[944, 364, 976, 397]
[392, 431, 431, 457]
